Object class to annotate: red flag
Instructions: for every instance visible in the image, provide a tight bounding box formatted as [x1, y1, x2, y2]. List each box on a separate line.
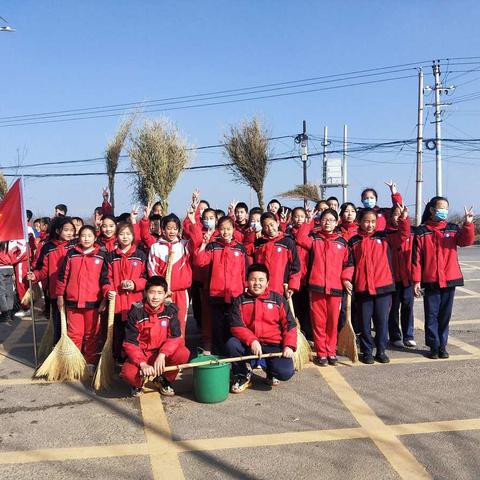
[0, 179, 27, 242]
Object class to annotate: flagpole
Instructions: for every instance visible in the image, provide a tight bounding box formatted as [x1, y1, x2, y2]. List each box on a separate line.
[20, 177, 38, 366]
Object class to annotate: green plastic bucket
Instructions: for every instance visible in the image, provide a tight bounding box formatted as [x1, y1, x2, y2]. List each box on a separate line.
[191, 354, 231, 404]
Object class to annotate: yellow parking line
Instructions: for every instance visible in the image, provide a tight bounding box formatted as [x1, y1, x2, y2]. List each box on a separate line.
[392, 418, 480, 436]
[450, 319, 480, 325]
[317, 367, 431, 479]
[140, 392, 185, 480]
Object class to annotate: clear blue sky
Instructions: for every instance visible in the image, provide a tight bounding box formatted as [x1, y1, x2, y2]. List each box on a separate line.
[0, 1, 479, 219]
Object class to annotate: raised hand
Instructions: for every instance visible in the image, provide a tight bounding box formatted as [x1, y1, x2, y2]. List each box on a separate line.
[144, 201, 153, 219]
[397, 202, 409, 219]
[464, 206, 474, 224]
[102, 187, 109, 201]
[227, 199, 237, 216]
[202, 228, 215, 244]
[191, 189, 200, 209]
[385, 180, 398, 195]
[186, 206, 196, 224]
[130, 205, 138, 224]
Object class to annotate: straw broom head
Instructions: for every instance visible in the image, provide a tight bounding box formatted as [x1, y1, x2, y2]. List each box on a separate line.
[286, 294, 312, 371]
[223, 117, 270, 211]
[0, 173, 8, 199]
[93, 297, 116, 391]
[337, 294, 358, 363]
[279, 183, 321, 203]
[21, 283, 42, 307]
[129, 118, 191, 213]
[33, 307, 87, 381]
[105, 116, 135, 209]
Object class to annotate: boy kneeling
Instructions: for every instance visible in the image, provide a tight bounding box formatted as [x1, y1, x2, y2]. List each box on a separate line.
[227, 263, 297, 393]
[121, 276, 190, 397]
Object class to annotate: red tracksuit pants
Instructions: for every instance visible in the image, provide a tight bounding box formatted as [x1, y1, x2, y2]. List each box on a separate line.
[310, 291, 342, 357]
[171, 289, 189, 338]
[121, 346, 190, 387]
[66, 307, 101, 365]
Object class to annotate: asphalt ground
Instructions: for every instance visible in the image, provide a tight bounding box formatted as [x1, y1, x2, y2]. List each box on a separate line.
[0, 246, 480, 479]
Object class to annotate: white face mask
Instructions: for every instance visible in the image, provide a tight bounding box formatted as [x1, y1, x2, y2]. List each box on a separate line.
[250, 221, 262, 232]
[203, 219, 216, 230]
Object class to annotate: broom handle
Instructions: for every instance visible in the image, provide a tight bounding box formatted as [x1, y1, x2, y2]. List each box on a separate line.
[158, 352, 284, 374]
[283, 283, 299, 324]
[106, 295, 116, 340]
[60, 306, 67, 336]
[346, 292, 352, 326]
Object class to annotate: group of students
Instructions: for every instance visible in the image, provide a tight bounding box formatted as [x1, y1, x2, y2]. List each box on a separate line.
[1, 182, 475, 397]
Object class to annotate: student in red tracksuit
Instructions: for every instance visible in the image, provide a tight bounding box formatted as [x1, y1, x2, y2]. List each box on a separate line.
[349, 207, 409, 364]
[194, 216, 249, 355]
[249, 212, 301, 298]
[296, 209, 353, 366]
[358, 181, 403, 231]
[121, 276, 190, 397]
[56, 225, 111, 372]
[233, 202, 250, 238]
[287, 207, 312, 340]
[27, 218, 76, 343]
[105, 222, 147, 362]
[97, 215, 117, 253]
[147, 212, 202, 337]
[386, 205, 417, 348]
[226, 263, 297, 393]
[412, 197, 475, 359]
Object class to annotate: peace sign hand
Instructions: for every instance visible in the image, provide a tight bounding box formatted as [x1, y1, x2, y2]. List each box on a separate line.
[192, 189, 200, 209]
[464, 206, 474, 224]
[397, 203, 409, 219]
[385, 180, 397, 195]
[102, 187, 109, 201]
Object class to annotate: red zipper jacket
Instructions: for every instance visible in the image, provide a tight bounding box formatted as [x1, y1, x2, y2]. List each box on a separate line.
[296, 225, 353, 296]
[32, 239, 77, 298]
[349, 230, 397, 297]
[97, 235, 117, 253]
[286, 224, 311, 286]
[338, 221, 358, 241]
[357, 192, 403, 232]
[193, 238, 249, 303]
[123, 301, 182, 366]
[106, 246, 147, 320]
[230, 289, 297, 349]
[412, 220, 474, 289]
[56, 244, 110, 308]
[250, 233, 301, 294]
[385, 217, 414, 287]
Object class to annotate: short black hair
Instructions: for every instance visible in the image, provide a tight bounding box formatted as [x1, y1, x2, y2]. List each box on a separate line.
[361, 188, 378, 200]
[71, 216, 84, 226]
[78, 224, 97, 237]
[215, 209, 226, 219]
[217, 215, 234, 229]
[149, 214, 162, 222]
[358, 208, 378, 222]
[260, 212, 277, 225]
[292, 207, 306, 216]
[234, 202, 249, 213]
[201, 208, 217, 220]
[26, 210, 33, 221]
[314, 200, 328, 210]
[55, 204, 68, 214]
[199, 199, 210, 208]
[247, 263, 270, 281]
[116, 212, 130, 223]
[161, 213, 181, 230]
[267, 198, 281, 207]
[320, 208, 339, 221]
[326, 196, 339, 204]
[145, 275, 168, 292]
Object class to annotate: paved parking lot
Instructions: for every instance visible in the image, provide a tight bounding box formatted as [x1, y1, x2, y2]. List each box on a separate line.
[0, 247, 479, 479]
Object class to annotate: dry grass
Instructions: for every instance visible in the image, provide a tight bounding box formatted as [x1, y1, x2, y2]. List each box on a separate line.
[129, 119, 191, 212]
[0, 173, 8, 199]
[105, 116, 135, 210]
[279, 183, 321, 203]
[223, 117, 270, 210]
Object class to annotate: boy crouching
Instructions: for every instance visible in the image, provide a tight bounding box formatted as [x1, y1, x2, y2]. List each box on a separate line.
[121, 276, 190, 397]
[226, 263, 297, 393]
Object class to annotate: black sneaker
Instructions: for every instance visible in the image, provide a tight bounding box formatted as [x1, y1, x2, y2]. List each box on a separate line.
[231, 374, 252, 394]
[327, 356, 338, 366]
[315, 356, 328, 367]
[428, 348, 439, 359]
[131, 387, 144, 398]
[374, 352, 390, 364]
[439, 348, 449, 359]
[152, 376, 175, 396]
[361, 353, 374, 364]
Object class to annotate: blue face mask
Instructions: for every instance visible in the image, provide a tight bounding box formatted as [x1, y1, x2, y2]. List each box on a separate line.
[203, 219, 216, 230]
[434, 208, 448, 221]
[362, 198, 376, 209]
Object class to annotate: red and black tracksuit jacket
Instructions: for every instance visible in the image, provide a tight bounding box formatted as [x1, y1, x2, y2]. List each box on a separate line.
[385, 217, 415, 287]
[286, 224, 311, 286]
[123, 302, 183, 366]
[357, 192, 403, 232]
[412, 220, 475, 290]
[250, 233, 301, 294]
[97, 235, 117, 253]
[349, 230, 396, 297]
[296, 225, 353, 296]
[194, 238, 249, 303]
[56, 244, 110, 308]
[338, 221, 358, 241]
[107, 246, 147, 320]
[33, 239, 77, 298]
[229, 289, 297, 350]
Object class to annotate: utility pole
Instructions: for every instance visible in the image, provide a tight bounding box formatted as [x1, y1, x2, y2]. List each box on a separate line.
[342, 124, 348, 203]
[432, 61, 443, 196]
[415, 68, 424, 225]
[295, 120, 309, 207]
[321, 125, 328, 199]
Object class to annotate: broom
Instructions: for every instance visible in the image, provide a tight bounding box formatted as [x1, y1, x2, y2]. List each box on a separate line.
[284, 285, 311, 371]
[37, 313, 55, 361]
[92, 296, 116, 391]
[20, 282, 42, 307]
[33, 305, 88, 381]
[336, 294, 358, 363]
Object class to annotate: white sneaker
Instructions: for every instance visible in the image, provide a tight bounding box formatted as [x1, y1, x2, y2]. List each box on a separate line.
[404, 339, 417, 347]
[14, 310, 28, 318]
[392, 340, 404, 348]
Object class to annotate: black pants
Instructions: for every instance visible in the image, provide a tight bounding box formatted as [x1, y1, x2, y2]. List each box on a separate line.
[388, 283, 414, 342]
[293, 286, 312, 340]
[210, 302, 232, 356]
[423, 287, 455, 349]
[190, 281, 203, 329]
[226, 337, 294, 380]
[113, 313, 126, 360]
[51, 298, 61, 344]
